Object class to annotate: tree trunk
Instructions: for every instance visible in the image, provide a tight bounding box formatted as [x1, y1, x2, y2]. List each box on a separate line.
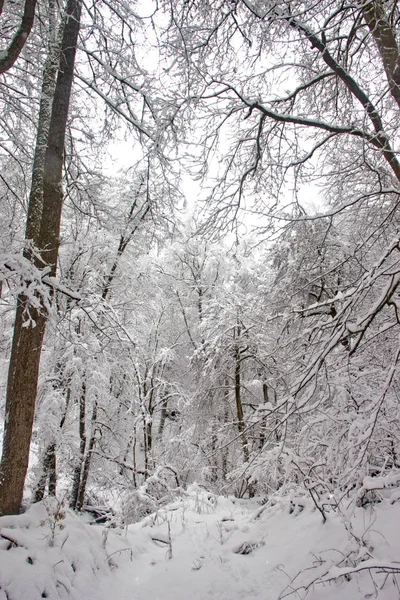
[361, 0, 400, 109]
[233, 327, 254, 498]
[158, 394, 169, 438]
[76, 401, 98, 511]
[0, 0, 82, 516]
[33, 443, 57, 503]
[70, 381, 86, 510]
[234, 335, 249, 464]
[142, 378, 155, 476]
[0, 307, 47, 514]
[0, 0, 60, 515]
[25, 0, 61, 250]
[221, 380, 230, 478]
[101, 176, 148, 301]
[0, 0, 38, 74]
[259, 383, 269, 450]
[32, 387, 70, 503]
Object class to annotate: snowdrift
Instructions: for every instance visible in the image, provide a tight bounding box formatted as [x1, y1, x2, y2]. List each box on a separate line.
[0, 498, 125, 600]
[1, 488, 400, 599]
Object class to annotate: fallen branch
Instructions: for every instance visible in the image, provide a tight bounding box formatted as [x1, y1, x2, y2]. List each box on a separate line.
[0, 531, 23, 548]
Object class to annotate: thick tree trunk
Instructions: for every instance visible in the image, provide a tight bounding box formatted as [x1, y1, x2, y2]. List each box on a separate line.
[0, 0, 82, 516]
[26, 0, 61, 249]
[0, 305, 46, 514]
[361, 0, 400, 109]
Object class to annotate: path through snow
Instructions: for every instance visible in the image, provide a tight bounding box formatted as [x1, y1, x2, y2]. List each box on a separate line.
[1, 488, 400, 599]
[100, 489, 400, 600]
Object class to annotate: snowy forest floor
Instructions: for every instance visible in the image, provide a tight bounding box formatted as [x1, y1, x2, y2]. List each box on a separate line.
[1, 487, 400, 600]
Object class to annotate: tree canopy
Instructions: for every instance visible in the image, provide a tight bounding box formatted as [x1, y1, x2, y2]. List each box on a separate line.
[0, 0, 399, 523]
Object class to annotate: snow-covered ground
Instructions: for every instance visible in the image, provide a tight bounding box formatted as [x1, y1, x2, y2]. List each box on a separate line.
[1, 488, 400, 599]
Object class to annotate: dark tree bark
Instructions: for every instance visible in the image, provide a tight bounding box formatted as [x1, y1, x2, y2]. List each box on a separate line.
[33, 387, 70, 503]
[233, 327, 249, 464]
[101, 176, 148, 301]
[221, 382, 230, 479]
[158, 393, 169, 438]
[258, 383, 269, 450]
[0, 307, 47, 514]
[361, 0, 400, 109]
[0, 0, 82, 516]
[75, 401, 98, 511]
[142, 380, 153, 476]
[0, 0, 38, 74]
[70, 381, 87, 510]
[33, 443, 57, 503]
[25, 0, 61, 250]
[233, 325, 255, 498]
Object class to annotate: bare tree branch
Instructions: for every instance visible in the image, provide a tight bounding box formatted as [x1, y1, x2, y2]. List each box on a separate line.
[0, 0, 37, 74]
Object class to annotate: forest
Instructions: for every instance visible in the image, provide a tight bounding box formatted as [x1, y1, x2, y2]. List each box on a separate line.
[0, 0, 400, 598]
